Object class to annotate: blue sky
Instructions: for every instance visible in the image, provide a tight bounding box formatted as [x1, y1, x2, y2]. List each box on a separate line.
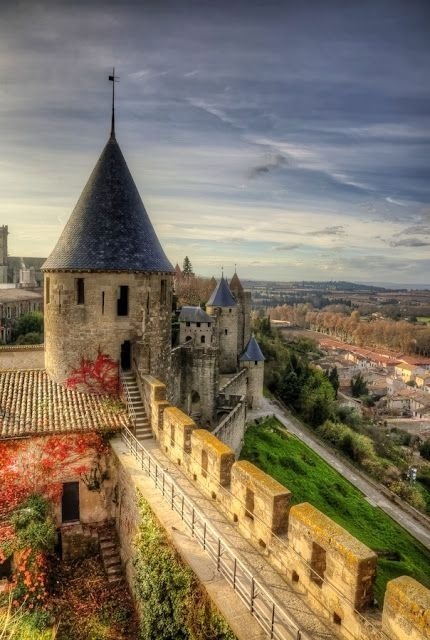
[1, 0, 429, 285]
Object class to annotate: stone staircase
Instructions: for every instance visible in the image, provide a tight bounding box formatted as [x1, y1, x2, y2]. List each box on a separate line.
[99, 524, 123, 584]
[121, 371, 152, 440]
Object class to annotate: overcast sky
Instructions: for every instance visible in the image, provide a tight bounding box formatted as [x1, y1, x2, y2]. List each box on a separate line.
[1, 0, 429, 285]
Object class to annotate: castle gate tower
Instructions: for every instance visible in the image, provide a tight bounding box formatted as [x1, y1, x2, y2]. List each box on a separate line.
[42, 85, 173, 386]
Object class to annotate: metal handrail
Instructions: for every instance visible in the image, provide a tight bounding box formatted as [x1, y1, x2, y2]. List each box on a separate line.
[120, 426, 317, 640]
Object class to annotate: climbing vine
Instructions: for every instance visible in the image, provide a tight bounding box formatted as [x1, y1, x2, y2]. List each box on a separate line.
[133, 496, 236, 640]
[0, 433, 108, 518]
[65, 349, 119, 395]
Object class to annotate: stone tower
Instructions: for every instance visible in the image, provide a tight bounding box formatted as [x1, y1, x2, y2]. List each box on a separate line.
[240, 334, 265, 409]
[42, 113, 173, 387]
[206, 276, 238, 374]
[229, 271, 251, 355]
[0, 225, 8, 284]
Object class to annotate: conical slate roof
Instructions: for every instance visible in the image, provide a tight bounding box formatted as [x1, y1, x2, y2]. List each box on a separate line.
[229, 272, 243, 295]
[207, 276, 236, 307]
[240, 335, 265, 362]
[42, 135, 173, 273]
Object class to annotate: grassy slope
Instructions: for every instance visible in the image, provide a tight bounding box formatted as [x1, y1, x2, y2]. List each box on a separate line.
[240, 418, 430, 604]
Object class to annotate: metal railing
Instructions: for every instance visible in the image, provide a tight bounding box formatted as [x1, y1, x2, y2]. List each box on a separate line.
[121, 426, 317, 640]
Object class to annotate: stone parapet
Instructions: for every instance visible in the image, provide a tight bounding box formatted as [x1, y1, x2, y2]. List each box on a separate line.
[382, 576, 430, 640]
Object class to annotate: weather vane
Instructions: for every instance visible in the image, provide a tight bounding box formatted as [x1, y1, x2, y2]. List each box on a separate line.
[108, 67, 119, 138]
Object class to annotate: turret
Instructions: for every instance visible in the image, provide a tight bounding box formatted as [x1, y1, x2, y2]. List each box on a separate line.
[206, 276, 238, 373]
[240, 335, 265, 409]
[230, 270, 251, 353]
[42, 108, 173, 388]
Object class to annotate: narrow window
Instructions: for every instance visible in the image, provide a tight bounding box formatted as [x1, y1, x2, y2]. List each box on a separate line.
[101, 291, 105, 315]
[76, 278, 85, 305]
[160, 279, 167, 305]
[310, 542, 326, 586]
[45, 277, 50, 304]
[245, 488, 254, 520]
[196, 322, 201, 327]
[201, 449, 208, 478]
[117, 285, 129, 316]
[186, 321, 191, 327]
[224, 329, 228, 335]
[170, 424, 175, 447]
[146, 291, 150, 315]
[201, 335, 206, 344]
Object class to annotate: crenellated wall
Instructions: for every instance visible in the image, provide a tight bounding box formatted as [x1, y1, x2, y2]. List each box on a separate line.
[135, 374, 430, 640]
[213, 396, 246, 455]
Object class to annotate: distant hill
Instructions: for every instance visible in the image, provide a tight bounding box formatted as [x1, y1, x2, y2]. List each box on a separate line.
[241, 279, 393, 292]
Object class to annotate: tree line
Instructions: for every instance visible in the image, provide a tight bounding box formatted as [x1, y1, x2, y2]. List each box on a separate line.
[269, 304, 430, 355]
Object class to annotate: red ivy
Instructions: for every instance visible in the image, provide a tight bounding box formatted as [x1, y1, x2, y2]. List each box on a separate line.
[65, 349, 119, 395]
[0, 434, 108, 518]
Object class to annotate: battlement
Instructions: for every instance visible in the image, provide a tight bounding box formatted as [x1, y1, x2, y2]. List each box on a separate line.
[139, 373, 430, 640]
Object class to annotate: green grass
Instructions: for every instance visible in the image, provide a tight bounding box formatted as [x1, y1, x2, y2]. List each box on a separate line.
[417, 316, 430, 325]
[241, 418, 430, 604]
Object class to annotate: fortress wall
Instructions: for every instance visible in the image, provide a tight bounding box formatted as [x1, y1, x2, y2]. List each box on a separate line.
[213, 397, 246, 455]
[382, 576, 430, 640]
[219, 368, 247, 397]
[0, 345, 44, 370]
[138, 374, 430, 640]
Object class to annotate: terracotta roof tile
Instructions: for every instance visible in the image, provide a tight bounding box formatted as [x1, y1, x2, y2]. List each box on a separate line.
[0, 369, 130, 439]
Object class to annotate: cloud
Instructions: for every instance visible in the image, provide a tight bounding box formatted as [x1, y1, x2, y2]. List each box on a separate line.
[308, 225, 346, 237]
[390, 238, 430, 247]
[386, 196, 408, 206]
[248, 153, 288, 178]
[274, 243, 301, 251]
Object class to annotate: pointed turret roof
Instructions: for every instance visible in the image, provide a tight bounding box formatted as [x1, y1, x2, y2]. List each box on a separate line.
[229, 271, 243, 295]
[42, 135, 173, 273]
[240, 335, 265, 362]
[207, 276, 236, 307]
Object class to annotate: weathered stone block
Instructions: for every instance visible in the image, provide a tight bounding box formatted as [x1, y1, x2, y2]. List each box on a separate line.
[382, 576, 430, 640]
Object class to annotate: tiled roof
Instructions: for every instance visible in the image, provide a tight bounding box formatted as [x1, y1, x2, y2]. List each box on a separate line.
[240, 335, 265, 362]
[179, 306, 212, 323]
[207, 277, 236, 307]
[42, 135, 173, 274]
[0, 369, 130, 439]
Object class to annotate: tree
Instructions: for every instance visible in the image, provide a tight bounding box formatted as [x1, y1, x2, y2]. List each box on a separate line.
[182, 256, 193, 276]
[419, 439, 430, 461]
[15, 331, 43, 345]
[351, 373, 368, 397]
[14, 311, 43, 340]
[327, 366, 339, 398]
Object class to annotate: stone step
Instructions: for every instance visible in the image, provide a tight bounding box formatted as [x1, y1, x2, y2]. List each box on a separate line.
[108, 574, 123, 584]
[107, 565, 122, 575]
[105, 556, 122, 568]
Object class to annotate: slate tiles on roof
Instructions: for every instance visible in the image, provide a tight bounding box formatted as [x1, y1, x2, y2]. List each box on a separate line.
[0, 369, 130, 439]
[42, 136, 173, 273]
[179, 306, 212, 323]
[207, 277, 236, 307]
[240, 335, 265, 362]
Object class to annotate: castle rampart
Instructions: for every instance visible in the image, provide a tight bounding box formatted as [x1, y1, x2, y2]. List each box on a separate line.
[127, 373, 430, 640]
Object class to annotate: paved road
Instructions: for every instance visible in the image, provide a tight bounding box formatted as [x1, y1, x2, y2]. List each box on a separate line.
[248, 397, 430, 551]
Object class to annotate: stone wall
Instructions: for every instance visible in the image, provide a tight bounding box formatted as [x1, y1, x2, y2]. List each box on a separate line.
[382, 576, 430, 640]
[167, 344, 218, 426]
[206, 305, 238, 373]
[44, 271, 172, 385]
[135, 373, 430, 640]
[0, 345, 44, 370]
[240, 360, 264, 409]
[219, 368, 247, 398]
[213, 396, 246, 455]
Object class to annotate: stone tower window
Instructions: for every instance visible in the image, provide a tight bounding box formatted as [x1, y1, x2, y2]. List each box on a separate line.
[224, 329, 228, 335]
[310, 542, 326, 586]
[160, 279, 167, 305]
[76, 278, 85, 305]
[45, 277, 50, 304]
[117, 286, 129, 316]
[101, 291, 105, 315]
[201, 335, 205, 344]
